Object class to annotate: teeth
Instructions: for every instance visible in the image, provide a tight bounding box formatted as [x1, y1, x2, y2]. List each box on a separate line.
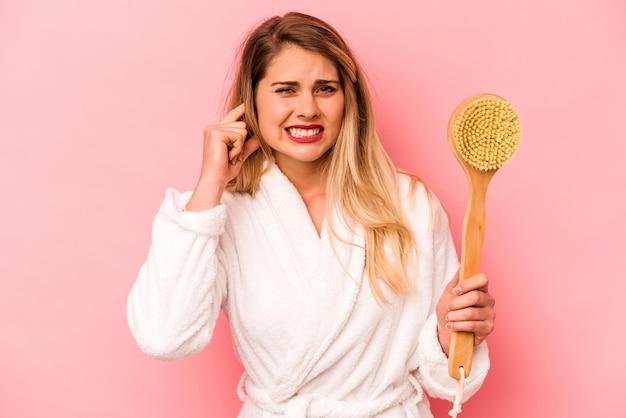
[287, 128, 320, 138]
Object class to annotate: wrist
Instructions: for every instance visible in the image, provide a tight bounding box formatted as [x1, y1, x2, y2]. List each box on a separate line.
[437, 322, 451, 357]
[185, 177, 225, 211]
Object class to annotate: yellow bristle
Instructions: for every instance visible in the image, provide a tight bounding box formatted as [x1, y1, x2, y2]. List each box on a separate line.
[452, 95, 521, 171]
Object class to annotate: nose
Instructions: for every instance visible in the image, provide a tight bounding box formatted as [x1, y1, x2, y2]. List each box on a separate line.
[295, 93, 320, 119]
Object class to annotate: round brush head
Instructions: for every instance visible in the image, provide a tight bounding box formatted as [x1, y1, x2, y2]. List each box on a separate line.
[450, 94, 521, 171]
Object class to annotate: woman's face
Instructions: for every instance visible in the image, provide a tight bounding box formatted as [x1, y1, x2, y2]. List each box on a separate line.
[255, 45, 345, 170]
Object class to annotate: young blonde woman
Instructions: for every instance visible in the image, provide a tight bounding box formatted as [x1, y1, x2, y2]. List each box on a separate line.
[127, 12, 495, 417]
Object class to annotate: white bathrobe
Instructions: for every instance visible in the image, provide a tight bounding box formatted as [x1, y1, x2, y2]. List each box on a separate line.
[127, 162, 489, 417]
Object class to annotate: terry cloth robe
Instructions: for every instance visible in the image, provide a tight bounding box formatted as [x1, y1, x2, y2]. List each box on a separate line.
[127, 161, 490, 418]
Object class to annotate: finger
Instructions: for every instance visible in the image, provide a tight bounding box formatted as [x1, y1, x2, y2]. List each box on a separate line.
[240, 136, 261, 161]
[218, 127, 248, 145]
[219, 121, 247, 132]
[226, 131, 250, 163]
[230, 136, 261, 165]
[221, 103, 246, 124]
[203, 125, 247, 154]
[203, 122, 246, 143]
[445, 318, 494, 338]
[453, 272, 489, 295]
[446, 307, 484, 323]
[449, 289, 494, 311]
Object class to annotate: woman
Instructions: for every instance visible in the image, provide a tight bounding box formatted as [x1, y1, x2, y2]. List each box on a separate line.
[127, 11, 495, 417]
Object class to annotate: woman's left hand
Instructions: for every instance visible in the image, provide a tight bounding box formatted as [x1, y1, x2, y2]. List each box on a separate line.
[435, 272, 496, 356]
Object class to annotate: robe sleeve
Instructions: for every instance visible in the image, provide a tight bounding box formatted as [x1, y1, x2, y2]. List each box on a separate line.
[414, 197, 490, 402]
[126, 188, 228, 360]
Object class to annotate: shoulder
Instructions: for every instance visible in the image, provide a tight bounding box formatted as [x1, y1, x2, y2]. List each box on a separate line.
[395, 171, 435, 215]
[219, 190, 258, 220]
[395, 171, 451, 236]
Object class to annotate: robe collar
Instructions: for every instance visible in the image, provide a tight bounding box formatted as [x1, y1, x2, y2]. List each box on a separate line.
[256, 161, 367, 401]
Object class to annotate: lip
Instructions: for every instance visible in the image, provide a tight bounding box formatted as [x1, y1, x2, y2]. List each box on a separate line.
[284, 125, 324, 144]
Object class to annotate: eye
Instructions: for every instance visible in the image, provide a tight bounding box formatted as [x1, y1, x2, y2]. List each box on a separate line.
[317, 85, 337, 94]
[275, 87, 295, 94]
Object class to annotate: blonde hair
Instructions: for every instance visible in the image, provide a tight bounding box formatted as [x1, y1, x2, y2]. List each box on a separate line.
[226, 12, 418, 302]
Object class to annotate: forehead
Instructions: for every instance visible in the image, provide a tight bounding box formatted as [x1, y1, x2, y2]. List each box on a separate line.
[263, 45, 339, 81]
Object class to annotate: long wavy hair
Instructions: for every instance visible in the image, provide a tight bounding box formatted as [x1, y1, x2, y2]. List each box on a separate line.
[225, 12, 419, 302]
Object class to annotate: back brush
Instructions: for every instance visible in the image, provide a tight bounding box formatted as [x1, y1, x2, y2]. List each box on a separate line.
[446, 93, 521, 417]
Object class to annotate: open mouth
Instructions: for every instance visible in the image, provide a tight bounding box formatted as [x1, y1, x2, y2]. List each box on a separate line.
[286, 127, 322, 138]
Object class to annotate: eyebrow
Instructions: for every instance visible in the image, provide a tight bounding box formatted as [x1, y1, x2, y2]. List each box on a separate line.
[270, 80, 341, 86]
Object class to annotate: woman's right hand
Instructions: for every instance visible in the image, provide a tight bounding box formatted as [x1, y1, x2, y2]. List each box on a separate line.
[186, 104, 260, 211]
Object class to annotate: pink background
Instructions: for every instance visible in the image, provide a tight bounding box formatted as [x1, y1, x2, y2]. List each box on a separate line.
[1, 0, 624, 416]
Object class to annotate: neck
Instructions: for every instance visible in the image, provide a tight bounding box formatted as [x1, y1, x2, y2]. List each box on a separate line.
[274, 156, 328, 236]
[274, 156, 327, 197]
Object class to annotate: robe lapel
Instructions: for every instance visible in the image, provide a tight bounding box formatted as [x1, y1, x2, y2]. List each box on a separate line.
[258, 164, 366, 402]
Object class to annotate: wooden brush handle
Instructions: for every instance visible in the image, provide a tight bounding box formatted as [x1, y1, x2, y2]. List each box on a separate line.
[448, 170, 495, 380]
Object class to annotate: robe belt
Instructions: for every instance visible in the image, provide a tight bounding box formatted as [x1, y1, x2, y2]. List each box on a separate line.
[238, 373, 423, 418]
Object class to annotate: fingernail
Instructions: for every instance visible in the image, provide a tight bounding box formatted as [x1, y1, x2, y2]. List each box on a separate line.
[453, 286, 462, 295]
[445, 322, 452, 329]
